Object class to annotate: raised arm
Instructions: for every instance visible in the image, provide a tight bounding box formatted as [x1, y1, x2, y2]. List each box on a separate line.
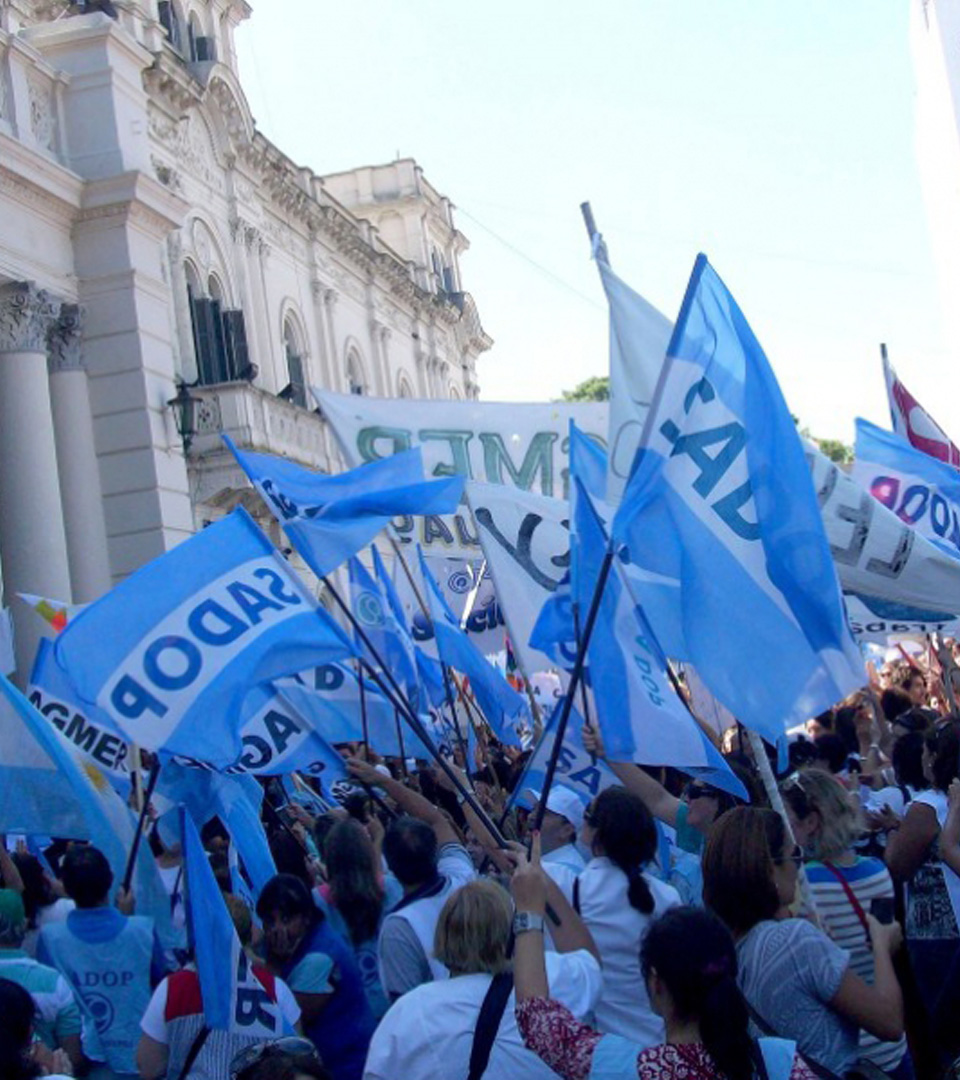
[939, 779, 960, 878]
[829, 917, 904, 1041]
[347, 758, 460, 847]
[581, 724, 680, 827]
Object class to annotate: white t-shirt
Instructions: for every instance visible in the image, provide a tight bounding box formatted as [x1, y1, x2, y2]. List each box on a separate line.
[575, 856, 682, 1046]
[542, 843, 586, 906]
[363, 948, 601, 1080]
[139, 973, 300, 1041]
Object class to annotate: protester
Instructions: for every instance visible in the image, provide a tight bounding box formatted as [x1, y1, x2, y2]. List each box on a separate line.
[13, 852, 75, 957]
[0, 977, 75, 1079]
[575, 786, 682, 1045]
[137, 893, 301, 1080]
[886, 718, 960, 1066]
[313, 818, 399, 1020]
[364, 871, 602, 1079]
[230, 1036, 331, 1080]
[781, 768, 911, 1077]
[702, 806, 903, 1075]
[510, 837, 816, 1080]
[345, 757, 476, 1001]
[581, 725, 746, 858]
[0, 889, 82, 1072]
[36, 845, 167, 1078]
[257, 873, 374, 1080]
[524, 786, 586, 902]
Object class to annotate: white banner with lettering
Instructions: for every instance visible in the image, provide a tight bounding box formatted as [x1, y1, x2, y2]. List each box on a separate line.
[314, 390, 606, 559]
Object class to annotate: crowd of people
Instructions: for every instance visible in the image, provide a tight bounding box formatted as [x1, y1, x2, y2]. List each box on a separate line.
[3, 654, 960, 1080]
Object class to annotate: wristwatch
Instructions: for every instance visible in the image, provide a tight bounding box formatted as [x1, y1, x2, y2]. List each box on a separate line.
[513, 911, 545, 935]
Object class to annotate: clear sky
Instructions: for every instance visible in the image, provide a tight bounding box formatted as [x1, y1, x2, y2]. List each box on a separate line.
[235, 1, 949, 446]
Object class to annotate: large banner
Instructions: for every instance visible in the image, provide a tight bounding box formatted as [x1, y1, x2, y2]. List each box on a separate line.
[844, 594, 960, 644]
[315, 391, 607, 558]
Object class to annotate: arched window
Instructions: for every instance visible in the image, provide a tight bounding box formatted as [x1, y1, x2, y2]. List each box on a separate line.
[185, 260, 250, 386]
[448, 383, 462, 400]
[283, 316, 307, 408]
[207, 273, 224, 303]
[397, 372, 414, 399]
[346, 350, 366, 396]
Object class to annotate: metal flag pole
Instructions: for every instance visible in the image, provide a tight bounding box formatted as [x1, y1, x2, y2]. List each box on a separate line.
[321, 574, 510, 847]
[357, 659, 370, 756]
[121, 757, 161, 894]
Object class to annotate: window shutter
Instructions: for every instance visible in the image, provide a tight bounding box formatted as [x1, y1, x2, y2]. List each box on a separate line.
[286, 351, 306, 407]
[222, 310, 250, 381]
[190, 296, 218, 386]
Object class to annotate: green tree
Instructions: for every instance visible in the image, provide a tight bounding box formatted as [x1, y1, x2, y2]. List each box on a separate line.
[815, 437, 854, 465]
[560, 375, 609, 402]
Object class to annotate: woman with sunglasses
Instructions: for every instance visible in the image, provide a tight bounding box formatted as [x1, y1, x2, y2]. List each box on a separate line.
[581, 725, 745, 858]
[576, 787, 682, 1047]
[703, 807, 903, 1077]
[780, 768, 910, 1079]
[231, 1036, 330, 1080]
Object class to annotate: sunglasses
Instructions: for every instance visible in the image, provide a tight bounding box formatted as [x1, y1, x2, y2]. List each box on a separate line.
[685, 783, 714, 801]
[230, 1037, 322, 1079]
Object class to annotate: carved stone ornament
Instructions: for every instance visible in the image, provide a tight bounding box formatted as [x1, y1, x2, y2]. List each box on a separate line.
[47, 303, 86, 373]
[0, 282, 60, 353]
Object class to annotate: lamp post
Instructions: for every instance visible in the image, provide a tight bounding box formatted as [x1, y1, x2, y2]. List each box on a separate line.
[167, 381, 201, 455]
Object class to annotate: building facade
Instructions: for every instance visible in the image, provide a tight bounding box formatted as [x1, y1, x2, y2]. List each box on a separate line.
[0, 0, 490, 678]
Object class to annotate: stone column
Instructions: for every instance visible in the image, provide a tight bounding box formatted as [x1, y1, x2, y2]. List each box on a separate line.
[0, 283, 73, 681]
[48, 304, 112, 603]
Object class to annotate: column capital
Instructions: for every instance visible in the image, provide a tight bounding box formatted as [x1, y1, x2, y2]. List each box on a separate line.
[0, 282, 60, 354]
[48, 304, 86, 373]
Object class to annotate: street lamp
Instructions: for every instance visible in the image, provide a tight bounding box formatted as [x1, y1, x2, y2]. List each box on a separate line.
[167, 380, 202, 455]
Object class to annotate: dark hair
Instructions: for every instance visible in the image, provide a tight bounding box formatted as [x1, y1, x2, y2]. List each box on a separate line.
[925, 720, 960, 793]
[382, 816, 438, 888]
[702, 807, 786, 935]
[256, 873, 319, 926]
[588, 788, 656, 914]
[832, 707, 860, 755]
[267, 830, 311, 886]
[312, 813, 341, 856]
[892, 731, 927, 792]
[881, 687, 912, 723]
[234, 1049, 331, 1080]
[0, 978, 42, 1079]
[61, 845, 113, 908]
[324, 820, 384, 944]
[787, 737, 818, 773]
[10, 854, 54, 924]
[641, 908, 752, 1080]
[813, 709, 834, 732]
[812, 733, 848, 774]
[901, 669, 925, 692]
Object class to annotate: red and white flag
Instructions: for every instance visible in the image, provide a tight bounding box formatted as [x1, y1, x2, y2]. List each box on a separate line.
[883, 352, 960, 468]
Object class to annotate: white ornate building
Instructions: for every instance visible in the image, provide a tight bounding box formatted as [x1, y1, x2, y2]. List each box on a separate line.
[0, 0, 491, 678]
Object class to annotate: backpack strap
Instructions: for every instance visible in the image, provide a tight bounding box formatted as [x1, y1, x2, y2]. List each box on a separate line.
[745, 997, 843, 1080]
[572, 877, 580, 915]
[174, 1025, 210, 1080]
[467, 971, 514, 1080]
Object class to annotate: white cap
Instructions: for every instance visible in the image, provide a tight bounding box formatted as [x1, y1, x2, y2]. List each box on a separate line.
[526, 786, 585, 832]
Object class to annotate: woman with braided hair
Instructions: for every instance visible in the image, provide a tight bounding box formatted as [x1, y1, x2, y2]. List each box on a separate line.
[573, 787, 682, 1046]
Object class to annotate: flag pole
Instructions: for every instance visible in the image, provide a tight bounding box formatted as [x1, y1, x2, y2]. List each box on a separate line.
[322, 575, 509, 847]
[530, 547, 614, 834]
[121, 756, 161, 895]
[441, 661, 476, 784]
[356, 660, 370, 757]
[393, 707, 410, 779]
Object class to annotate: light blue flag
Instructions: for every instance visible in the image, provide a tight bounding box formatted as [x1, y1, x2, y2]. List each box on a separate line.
[28, 638, 132, 793]
[52, 508, 356, 769]
[853, 417, 960, 559]
[569, 424, 608, 504]
[159, 763, 277, 898]
[276, 663, 414, 762]
[181, 812, 288, 1035]
[512, 699, 620, 809]
[349, 553, 419, 701]
[0, 674, 178, 948]
[416, 547, 526, 746]
[224, 436, 465, 577]
[610, 255, 863, 743]
[371, 546, 421, 699]
[573, 478, 745, 798]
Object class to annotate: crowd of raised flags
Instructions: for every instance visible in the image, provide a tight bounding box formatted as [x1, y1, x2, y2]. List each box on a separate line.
[4, 219, 960, 1079]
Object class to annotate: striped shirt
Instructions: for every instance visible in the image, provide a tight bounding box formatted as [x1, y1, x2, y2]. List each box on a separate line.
[805, 856, 907, 1072]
